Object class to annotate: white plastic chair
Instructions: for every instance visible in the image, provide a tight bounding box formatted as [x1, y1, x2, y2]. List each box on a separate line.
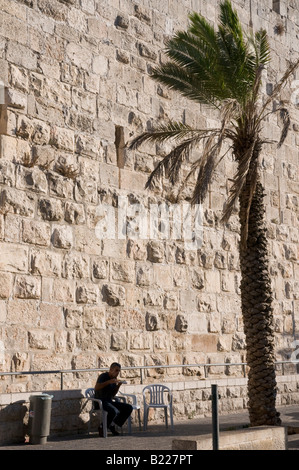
[119, 391, 142, 432]
[85, 388, 132, 435]
[85, 388, 108, 438]
[142, 384, 174, 431]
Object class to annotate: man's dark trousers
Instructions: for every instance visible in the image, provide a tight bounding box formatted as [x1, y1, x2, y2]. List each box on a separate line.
[102, 399, 133, 428]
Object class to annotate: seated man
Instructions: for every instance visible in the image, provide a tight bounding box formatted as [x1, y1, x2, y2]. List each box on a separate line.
[95, 362, 133, 437]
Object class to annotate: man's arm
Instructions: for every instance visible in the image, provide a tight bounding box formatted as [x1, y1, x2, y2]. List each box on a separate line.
[94, 377, 122, 392]
[111, 382, 122, 397]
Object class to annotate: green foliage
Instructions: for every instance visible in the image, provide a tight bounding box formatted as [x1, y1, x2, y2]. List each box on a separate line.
[152, 0, 270, 110]
[128, 0, 298, 227]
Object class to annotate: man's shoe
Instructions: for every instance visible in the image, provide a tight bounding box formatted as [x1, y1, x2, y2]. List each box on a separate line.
[109, 425, 120, 436]
[98, 426, 104, 437]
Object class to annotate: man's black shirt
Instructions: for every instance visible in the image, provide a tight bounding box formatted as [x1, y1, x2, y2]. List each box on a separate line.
[95, 372, 117, 400]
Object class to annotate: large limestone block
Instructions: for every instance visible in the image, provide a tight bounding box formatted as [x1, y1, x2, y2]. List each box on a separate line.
[172, 426, 288, 450]
[76, 283, 99, 304]
[51, 225, 73, 249]
[0, 272, 13, 299]
[6, 299, 39, 326]
[102, 283, 126, 306]
[30, 249, 62, 277]
[0, 243, 28, 272]
[0, 188, 35, 217]
[14, 274, 41, 299]
[22, 219, 51, 246]
[39, 197, 64, 221]
[28, 329, 53, 350]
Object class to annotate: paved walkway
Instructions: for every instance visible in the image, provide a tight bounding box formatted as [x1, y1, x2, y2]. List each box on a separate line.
[1, 405, 299, 451]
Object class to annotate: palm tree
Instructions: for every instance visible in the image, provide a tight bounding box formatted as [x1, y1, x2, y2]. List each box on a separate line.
[128, 0, 299, 426]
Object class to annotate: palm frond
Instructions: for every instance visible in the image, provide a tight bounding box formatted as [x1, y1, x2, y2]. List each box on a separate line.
[220, 98, 242, 126]
[150, 0, 270, 109]
[188, 11, 218, 50]
[217, 37, 251, 103]
[151, 62, 220, 107]
[127, 122, 192, 150]
[129, 123, 222, 191]
[152, 26, 231, 106]
[190, 104, 236, 205]
[262, 106, 291, 148]
[247, 29, 270, 78]
[253, 29, 271, 66]
[260, 58, 299, 117]
[216, 2, 254, 104]
[242, 65, 264, 126]
[125, 0, 298, 239]
[144, 136, 198, 191]
[164, 31, 223, 91]
[166, 29, 216, 69]
[151, 3, 258, 107]
[219, 0, 244, 44]
[191, 136, 224, 204]
[221, 138, 257, 223]
[251, 64, 264, 102]
[127, 122, 220, 151]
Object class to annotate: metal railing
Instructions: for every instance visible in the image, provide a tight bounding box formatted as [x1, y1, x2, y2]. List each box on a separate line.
[0, 360, 296, 391]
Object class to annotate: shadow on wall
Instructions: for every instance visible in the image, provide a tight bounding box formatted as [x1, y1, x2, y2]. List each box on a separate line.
[0, 390, 88, 446]
[0, 400, 28, 445]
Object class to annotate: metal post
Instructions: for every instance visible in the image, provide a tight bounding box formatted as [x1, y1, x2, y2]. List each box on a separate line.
[212, 384, 219, 450]
[140, 368, 143, 384]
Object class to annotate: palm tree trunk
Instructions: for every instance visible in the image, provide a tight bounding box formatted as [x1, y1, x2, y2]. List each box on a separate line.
[238, 145, 281, 427]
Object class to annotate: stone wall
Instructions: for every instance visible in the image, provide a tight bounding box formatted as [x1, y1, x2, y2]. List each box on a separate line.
[0, 0, 298, 395]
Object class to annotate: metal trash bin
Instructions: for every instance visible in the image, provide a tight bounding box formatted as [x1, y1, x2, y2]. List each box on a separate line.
[28, 393, 53, 445]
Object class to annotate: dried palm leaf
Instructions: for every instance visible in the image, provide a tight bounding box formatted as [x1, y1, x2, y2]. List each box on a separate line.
[277, 108, 290, 148]
[221, 138, 257, 223]
[259, 58, 299, 119]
